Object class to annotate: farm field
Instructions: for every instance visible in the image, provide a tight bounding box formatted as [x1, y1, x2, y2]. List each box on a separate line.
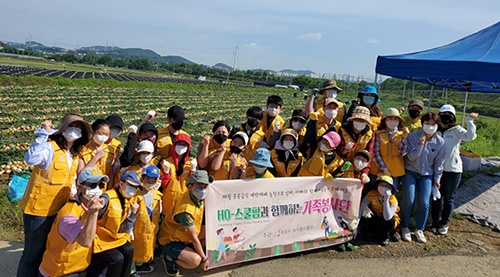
[1, 85, 499, 177]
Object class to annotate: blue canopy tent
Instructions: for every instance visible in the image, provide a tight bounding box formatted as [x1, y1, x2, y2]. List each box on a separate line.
[375, 21, 500, 124]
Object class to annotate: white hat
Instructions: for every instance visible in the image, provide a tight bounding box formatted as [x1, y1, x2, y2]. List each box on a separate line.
[232, 131, 249, 146]
[439, 104, 456, 115]
[137, 140, 155, 153]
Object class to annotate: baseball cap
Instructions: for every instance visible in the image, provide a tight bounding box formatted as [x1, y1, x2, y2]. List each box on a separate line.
[120, 171, 141, 187]
[439, 104, 456, 115]
[408, 100, 424, 110]
[167, 105, 188, 121]
[137, 140, 155, 153]
[323, 131, 341, 148]
[187, 170, 214, 185]
[105, 114, 124, 130]
[142, 165, 160, 178]
[232, 131, 249, 146]
[78, 167, 109, 184]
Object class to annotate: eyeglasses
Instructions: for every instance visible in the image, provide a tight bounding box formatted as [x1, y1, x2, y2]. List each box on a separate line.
[84, 181, 105, 189]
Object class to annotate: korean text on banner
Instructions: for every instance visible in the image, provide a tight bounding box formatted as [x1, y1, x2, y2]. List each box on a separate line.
[205, 177, 362, 269]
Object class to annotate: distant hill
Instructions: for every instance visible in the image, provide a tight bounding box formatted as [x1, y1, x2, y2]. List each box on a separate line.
[213, 63, 233, 71]
[4, 41, 66, 53]
[279, 68, 315, 76]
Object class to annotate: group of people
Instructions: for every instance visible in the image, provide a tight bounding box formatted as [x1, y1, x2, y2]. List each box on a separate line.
[17, 80, 478, 276]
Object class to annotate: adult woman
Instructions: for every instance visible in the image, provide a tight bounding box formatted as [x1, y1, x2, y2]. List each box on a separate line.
[78, 119, 111, 175]
[370, 108, 409, 191]
[17, 113, 91, 277]
[345, 86, 383, 130]
[197, 120, 232, 180]
[431, 105, 477, 235]
[401, 113, 445, 243]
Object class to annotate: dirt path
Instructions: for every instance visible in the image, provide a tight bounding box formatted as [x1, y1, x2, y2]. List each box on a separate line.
[2, 241, 499, 277]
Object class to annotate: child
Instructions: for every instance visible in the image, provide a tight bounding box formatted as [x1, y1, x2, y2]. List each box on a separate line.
[342, 150, 372, 191]
[269, 129, 304, 177]
[229, 106, 266, 162]
[358, 175, 401, 246]
[245, 148, 274, 178]
[228, 132, 249, 179]
[132, 165, 163, 274]
[298, 131, 344, 178]
[259, 95, 285, 147]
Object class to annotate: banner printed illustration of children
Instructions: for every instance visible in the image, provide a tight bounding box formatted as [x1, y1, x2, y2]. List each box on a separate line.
[216, 228, 228, 262]
[232, 227, 246, 256]
[321, 216, 330, 239]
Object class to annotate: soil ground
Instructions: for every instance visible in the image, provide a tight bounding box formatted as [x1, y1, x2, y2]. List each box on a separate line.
[2, 217, 499, 277]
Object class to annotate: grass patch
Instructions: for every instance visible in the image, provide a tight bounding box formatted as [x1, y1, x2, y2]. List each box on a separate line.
[0, 183, 24, 242]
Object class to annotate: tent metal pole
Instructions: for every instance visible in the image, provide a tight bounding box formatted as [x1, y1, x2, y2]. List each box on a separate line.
[427, 85, 434, 112]
[462, 90, 469, 126]
[374, 73, 378, 86]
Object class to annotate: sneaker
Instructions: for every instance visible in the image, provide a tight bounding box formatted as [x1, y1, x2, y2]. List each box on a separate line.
[336, 243, 346, 252]
[401, 228, 412, 242]
[381, 238, 390, 246]
[391, 231, 401, 242]
[136, 263, 154, 274]
[130, 273, 140, 277]
[345, 242, 355, 251]
[414, 230, 427, 243]
[162, 255, 179, 277]
[438, 225, 449, 235]
[430, 227, 438, 234]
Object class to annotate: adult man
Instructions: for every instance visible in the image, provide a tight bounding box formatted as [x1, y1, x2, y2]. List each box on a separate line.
[156, 105, 190, 160]
[158, 170, 214, 276]
[39, 167, 106, 277]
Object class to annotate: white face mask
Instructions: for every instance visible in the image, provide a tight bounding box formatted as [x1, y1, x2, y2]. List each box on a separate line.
[93, 134, 109, 145]
[325, 89, 338, 99]
[378, 186, 390, 196]
[267, 107, 279, 117]
[110, 128, 121, 138]
[139, 153, 153, 164]
[319, 142, 331, 153]
[143, 182, 157, 191]
[423, 124, 437, 135]
[353, 121, 367, 131]
[84, 186, 103, 200]
[386, 119, 400, 130]
[175, 145, 188, 155]
[62, 127, 82, 142]
[353, 159, 367, 170]
[120, 184, 137, 199]
[283, 141, 295, 150]
[324, 109, 338, 119]
[291, 121, 304, 131]
[253, 165, 267, 174]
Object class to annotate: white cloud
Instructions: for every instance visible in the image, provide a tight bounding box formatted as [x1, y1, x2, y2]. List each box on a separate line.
[297, 32, 322, 41]
[366, 38, 379, 44]
[244, 42, 258, 48]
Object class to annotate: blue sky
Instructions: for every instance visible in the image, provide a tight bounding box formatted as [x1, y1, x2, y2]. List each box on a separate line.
[1, 1, 499, 80]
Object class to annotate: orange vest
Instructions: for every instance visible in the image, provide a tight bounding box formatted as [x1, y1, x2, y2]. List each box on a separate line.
[366, 190, 400, 228]
[270, 150, 304, 177]
[94, 189, 130, 253]
[162, 157, 191, 215]
[158, 192, 204, 246]
[370, 130, 405, 177]
[340, 126, 373, 162]
[20, 140, 79, 216]
[40, 201, 91, 276]
[156, 128, 188, 160]
[131, 190, 162, 263]
[298, 149, 345, 177]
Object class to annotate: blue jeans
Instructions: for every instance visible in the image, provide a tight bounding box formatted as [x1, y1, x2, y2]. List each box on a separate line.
[431, 171, 462, 227]
[401, 170, 432, 231]
[17, 213, 56, 277]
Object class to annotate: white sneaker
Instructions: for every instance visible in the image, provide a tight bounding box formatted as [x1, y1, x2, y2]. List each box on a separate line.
[401, 227, 412, 242]
[415, 230, 427, 243]
[438, 225, 449, 235]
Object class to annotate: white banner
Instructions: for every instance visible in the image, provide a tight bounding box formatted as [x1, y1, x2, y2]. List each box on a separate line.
[205, 177, 362, 269]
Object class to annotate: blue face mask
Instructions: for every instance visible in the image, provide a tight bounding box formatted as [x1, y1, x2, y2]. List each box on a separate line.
[363, 96, 375, 106]
[192, 188, 208, 200]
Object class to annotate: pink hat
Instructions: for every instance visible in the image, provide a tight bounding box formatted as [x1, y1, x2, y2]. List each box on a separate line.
[323, 131, 341, 148]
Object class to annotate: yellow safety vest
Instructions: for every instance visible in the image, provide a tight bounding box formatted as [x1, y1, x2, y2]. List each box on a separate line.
[158, 192, 204, 246]
[156, 128, 188, 160]
[270, 150, 304, 177]
[366, 190, 400, 228]
[131, 190, 162, 263]
[40, 201, 91, 277]
[340, 127, 373, 162]
[94, 189, 130, 253]
[370, 130, 405, 177]
[370, 115, 382, 131]
[244, 166, 275, 179]
[298, 149, 345, 177]
[258, 112, 285, 143]
[162, 157, 191, 215]
[20, 140, 79, 216]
